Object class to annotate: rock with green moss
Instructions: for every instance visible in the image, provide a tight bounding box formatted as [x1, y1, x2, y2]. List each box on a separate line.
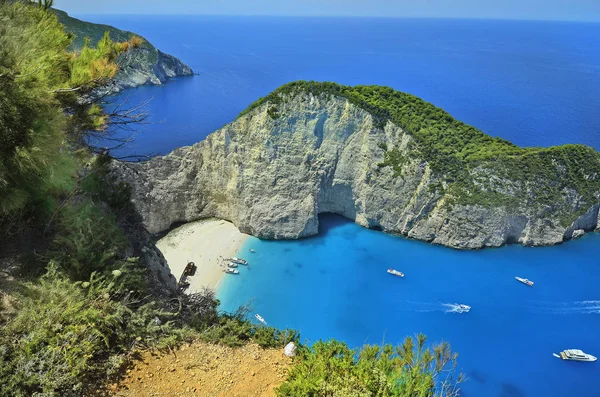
[113, 82, 600, 249]
[55, 9, 193, 92]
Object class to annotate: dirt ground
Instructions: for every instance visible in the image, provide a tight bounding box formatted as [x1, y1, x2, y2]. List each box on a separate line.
[108, 342, 292, 397]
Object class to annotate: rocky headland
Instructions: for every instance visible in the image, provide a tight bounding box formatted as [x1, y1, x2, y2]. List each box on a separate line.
[113, 82, 600, 249]
[55, 9, 193, 92]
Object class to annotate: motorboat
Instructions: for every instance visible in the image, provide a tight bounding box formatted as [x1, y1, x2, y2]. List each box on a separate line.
[387, 268, 404, 277]
[230, 257, 248, 265]
[227, 262, 238, 268]
[249, 249, 256, 253]
[554, 349, 597, 362]
[225, 268, 239, 275]
[457, 304, 471, 312]
[255, 314, 267, 325]
[515, 276, 534, 287]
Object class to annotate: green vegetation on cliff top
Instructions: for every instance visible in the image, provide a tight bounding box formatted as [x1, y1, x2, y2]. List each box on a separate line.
[239, 81, 600, 221]
[53, 9, 152, 51]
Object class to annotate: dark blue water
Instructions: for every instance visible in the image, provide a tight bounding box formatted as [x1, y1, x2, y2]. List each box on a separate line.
[77, 15, 600, 157]
[75, 14, 600, 395]
[219, 215, 600, 397]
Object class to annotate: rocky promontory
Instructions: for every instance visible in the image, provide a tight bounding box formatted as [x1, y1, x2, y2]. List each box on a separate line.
[113, 82, 600, 249]
[55, 9, 193, 92]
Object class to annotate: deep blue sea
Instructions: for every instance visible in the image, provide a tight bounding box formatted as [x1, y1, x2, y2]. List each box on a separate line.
[78, 15, 600, 156]
[77, 14, 600, 396]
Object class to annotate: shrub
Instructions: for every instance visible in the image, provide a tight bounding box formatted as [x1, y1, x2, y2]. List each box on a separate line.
[276, 335, 464, 397]
[46, 201, 129, 281]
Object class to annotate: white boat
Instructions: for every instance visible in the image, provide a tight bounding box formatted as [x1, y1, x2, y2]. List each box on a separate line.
[227, 262, 238, 268]
[249, 249, 256, 253]
[387, 268, 404, 277]
[457, 304, 471, 312]
[230, 257, 248, 265]
[255, 314, 267, 325]
[515, 276, 534, 287]
[225, 268, 239, 275]
[554, 349, 597, 362]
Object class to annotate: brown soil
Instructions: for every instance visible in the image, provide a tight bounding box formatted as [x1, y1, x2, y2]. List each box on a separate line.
[108, 342, 292, 397]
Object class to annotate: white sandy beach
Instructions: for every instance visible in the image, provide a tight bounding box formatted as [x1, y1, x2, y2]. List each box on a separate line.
[156, 219, 249, 292]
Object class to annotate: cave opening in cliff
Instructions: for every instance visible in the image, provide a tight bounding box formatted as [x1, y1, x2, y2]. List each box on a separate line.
[317, 213, 354, 237]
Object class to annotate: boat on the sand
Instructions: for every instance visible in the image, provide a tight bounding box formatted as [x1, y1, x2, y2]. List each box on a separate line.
[225, 268, 239, 275]
[229, 257, 248, 265]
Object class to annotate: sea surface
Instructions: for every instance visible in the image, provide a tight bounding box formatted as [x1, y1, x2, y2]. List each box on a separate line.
[75, 14, 600, 396]
[220, 215, 600, 397]
[77, 15, 600, 156]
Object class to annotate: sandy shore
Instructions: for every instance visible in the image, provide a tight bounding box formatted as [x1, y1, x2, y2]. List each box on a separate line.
[156, 219, 249, 292]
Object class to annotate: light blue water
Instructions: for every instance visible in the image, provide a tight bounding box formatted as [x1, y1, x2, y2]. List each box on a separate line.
[76, 15, 600, 157]
[73, 14, 600, 395]
[219, 215, 600, 397]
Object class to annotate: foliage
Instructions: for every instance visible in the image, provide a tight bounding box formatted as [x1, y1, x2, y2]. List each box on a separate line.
[276, 335, 463, 397]
[201, 304, 300, 349]
[46, 200, 130, 281]
[239, 81, 600, 217]
[0, 264, 179, 397]
[0, 2, 135, 225]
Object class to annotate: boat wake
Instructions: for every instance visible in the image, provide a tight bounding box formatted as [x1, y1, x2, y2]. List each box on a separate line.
[398, 301, 470, 314]
[528, 300, 600, 315]
[442, 303, 471, 313]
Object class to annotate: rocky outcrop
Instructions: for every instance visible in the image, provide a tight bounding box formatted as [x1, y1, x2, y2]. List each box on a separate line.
[55, 9, 193, 92]
[112, 91, 600, 249]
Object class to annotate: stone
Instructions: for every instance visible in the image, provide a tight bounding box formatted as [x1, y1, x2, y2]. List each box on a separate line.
[56, 9, 193, 94]
[112, 92, 600, 250]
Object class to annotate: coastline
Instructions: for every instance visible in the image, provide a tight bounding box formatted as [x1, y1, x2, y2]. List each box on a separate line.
[156, 219, 249, 292]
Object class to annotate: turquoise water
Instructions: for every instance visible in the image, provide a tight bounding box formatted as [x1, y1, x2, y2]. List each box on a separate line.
[219, 215, 600, 396]
[73, 14, 600, 395]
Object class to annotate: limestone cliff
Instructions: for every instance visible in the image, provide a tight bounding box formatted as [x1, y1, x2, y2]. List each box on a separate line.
[113, 83, 600, 249]
[55, 9, 193, 92]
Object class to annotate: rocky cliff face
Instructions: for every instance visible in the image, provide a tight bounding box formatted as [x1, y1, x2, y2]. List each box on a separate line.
[113, 91, 600, 249]
[55, 9, 193, 92]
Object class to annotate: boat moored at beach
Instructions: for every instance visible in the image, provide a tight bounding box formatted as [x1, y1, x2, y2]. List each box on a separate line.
[227, 262, 238, 268]
[255, 314, 267, 325]
[387, 268, 404, 277]
[225, 268, 239, 275]
[229, 257, 248, 265]
[516, 276, 534, 287]
[553, 349, 597, 362]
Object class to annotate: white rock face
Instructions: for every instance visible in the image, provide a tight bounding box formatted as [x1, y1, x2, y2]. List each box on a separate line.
[113, 94, 600, 249]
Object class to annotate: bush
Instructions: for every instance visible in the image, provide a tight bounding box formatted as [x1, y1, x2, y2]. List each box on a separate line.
[0, 265, 179, 396]
[276, 335, 464, 397]
[46, 201, 130, 281]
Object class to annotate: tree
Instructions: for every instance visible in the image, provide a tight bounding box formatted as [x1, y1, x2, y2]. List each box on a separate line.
[0, 1, 142, 229]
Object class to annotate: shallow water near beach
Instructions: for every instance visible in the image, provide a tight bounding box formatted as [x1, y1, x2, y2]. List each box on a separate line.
[75, 14, 600, 395]
[218, 214, 600, 397]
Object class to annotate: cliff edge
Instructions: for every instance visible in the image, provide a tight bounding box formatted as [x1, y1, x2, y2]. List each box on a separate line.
[113, 82, 600, 249]
[55, 9, 193, 92]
